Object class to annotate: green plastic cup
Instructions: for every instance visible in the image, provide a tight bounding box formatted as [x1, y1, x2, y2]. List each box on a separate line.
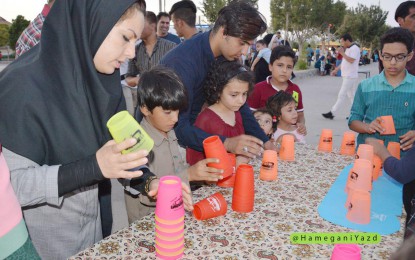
[107, 111, 154, 154]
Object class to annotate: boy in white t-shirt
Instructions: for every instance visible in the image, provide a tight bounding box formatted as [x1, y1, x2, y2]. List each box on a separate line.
[251, 40, 271, 71]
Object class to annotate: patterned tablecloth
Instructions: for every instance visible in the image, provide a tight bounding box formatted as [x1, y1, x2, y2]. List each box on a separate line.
[71, 144, 405, 259]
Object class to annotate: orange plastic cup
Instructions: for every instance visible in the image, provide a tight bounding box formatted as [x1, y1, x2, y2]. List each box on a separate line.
[232, 164, 255, 213]
[355, 144, 374, 164]
[203, 136, 232, 178]
[380, 115, 396, 135]
[349, 159, 373, 192]
[193, 192, 227, 220]
[387, 141, 401, 160]
[318, 129, 333, 152]
[340, 132, 356, 156]
[217, 153, 236, 187]
[346, 189, 371, 224]
[279, 135, 295, 161]
[372, 156, 382, 181]
[259, 150, 278, 181]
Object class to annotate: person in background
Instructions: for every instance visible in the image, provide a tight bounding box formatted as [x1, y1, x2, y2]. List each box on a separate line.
[250, 39, 271, 72]
[169, 0, 199, 40]
[156, 12, 181, 44]
[306, 44, 313, 67]
[15, 0, 55, 58]
[315, 46, 321, 61]
[322, 33, 361, 120]
[252, 33, 273, 83]
[160, 1, 273, 161]
[247, 45, 306, 137]
[253, 109, 275, 138]
[0, 0, 172, 258]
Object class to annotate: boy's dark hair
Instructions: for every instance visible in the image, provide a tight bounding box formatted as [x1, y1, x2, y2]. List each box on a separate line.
[256, 40, 266, 46]
[146, 11, 157, 25]
[169, 0, 197, 27]
[204, 58, 255, 105]
[137, 66, 188, 112]
[156, 12, 170, 22]
[341, 33, 353, 42]
[266, 91, 296, 119]
[395, 1, 415, 21]
[380, 27, 414, 53]
[212, 0, 267, 41]
[263, 33, 274, 46]
[270, 45, 296, 64]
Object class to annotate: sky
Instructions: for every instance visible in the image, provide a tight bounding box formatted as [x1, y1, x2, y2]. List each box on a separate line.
[1, 0, 407, 27]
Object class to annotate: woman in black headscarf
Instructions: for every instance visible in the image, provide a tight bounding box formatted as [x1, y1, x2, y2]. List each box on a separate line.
[0, 0, 158, 258]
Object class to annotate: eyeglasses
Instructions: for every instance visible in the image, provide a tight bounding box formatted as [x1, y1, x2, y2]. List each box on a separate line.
[381, 53, 408, 62]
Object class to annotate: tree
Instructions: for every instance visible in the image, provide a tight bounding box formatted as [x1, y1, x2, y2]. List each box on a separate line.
[0, 24, 10, 47]
[336, 4, 388, 48]
[8, 15, 29, 50]
[201, 0, 258, 24]
[270, 0, 347, 62]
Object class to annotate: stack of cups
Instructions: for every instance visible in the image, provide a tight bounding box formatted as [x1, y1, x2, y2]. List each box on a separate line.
[344, 158, 372, 224]
[217, 153, 236, 187]
[154, 176, 185, 259]
[279, 135, 295, 161]
[340, 132, 356, 156]
[259, 150, 278, 181]
[232, 164, 255, 213]
[318, 129, 333, 152]
[193, 192, 228, 220]
[203, 136, 233, 179]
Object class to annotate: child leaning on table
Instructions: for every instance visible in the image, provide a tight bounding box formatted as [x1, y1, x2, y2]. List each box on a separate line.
[348, 27, 415, 149]
[124, 66, 223, 224]
[247, 45, 307, 136]
[266, 91, 306, 145]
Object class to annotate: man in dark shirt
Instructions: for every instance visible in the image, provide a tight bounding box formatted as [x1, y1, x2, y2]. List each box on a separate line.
[161, 1, 272, 159]
[169, 0, 199, 40]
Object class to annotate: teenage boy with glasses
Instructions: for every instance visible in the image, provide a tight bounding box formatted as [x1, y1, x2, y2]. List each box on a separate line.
[348, 27, 415, 150]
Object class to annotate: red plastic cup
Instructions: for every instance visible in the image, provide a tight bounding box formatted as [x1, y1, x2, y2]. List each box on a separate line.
[279, 135, 295, 161]
[340, 132, 356, 156]
[331, 244, 361, 260]
[380, 115, 396, 135]
[387, 141, 401, 160]
[346, 189, 371, 225]
[217, 153, 236, 187]
[203, 136, 232, 178]
[348, 159, 373, 192]
[155, 176, 185, 221]
[232, 164, 255, 213]
[193, 192, 227, 220]
[318, 129, 333, 152]
[259, 150, 278, 181]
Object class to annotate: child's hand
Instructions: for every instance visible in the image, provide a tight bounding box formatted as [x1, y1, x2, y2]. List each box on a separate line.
[188, 158, 224, 182]
[367, 117, 384, 134]
[399, 130, 415, 151]
[148, 179, 194, 211]
[96, 138, 149, 179]
[296, 123, 307, 136]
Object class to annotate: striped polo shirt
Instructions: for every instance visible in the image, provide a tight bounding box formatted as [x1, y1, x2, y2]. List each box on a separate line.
[349, 70, 415, 148]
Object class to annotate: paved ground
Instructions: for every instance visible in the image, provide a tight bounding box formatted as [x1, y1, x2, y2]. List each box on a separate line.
[0, 61, 380, 233]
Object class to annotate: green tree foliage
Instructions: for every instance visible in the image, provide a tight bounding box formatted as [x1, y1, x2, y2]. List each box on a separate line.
[8, 15, 29, 50]
[0, 24, 10, 47]
[270, 0, 346, 61]
[337, 4, 388, 47]
[201, 0, 258, 24]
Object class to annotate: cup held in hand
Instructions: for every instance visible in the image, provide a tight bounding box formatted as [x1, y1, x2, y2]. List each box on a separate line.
[107, 110, 154, 153]
[203, 136, 232, 178]
[380, 115, 396, 135]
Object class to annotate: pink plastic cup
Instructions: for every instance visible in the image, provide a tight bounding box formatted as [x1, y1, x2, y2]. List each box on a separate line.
[156, 232, 184, 242]
[155, 176, 185, 221]
[155, 237, 184, 249]
[155, 219, 184, 230]
[331, 244, 361, 260]
[155, 247, 184, 259]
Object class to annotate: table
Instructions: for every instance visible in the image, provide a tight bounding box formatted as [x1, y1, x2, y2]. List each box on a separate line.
[71, 144, 404, 259]
[358, 70, 371, 78]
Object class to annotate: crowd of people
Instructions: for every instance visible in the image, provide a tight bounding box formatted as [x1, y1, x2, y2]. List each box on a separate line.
[1, 0, 415, 259]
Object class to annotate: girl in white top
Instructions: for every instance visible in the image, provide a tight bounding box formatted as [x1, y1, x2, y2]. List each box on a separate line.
[266, 91, 306, 144]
